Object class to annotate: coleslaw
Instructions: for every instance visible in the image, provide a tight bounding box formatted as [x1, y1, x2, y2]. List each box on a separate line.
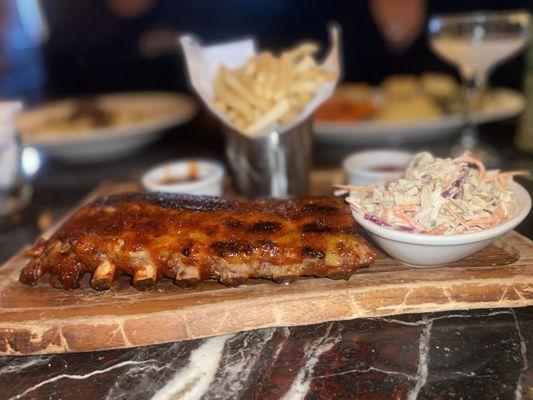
[336, 151, 528, 235]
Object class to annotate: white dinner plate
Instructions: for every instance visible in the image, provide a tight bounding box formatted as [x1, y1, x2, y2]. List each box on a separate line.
[16, 92, 198, 162]
[313, 88, 525, 145]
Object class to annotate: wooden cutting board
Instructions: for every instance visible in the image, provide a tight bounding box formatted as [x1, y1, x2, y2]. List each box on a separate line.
[1, 173, 532, 356]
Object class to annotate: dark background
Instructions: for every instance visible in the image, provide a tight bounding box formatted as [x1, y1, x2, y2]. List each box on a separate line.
[1, 0, 532, 104]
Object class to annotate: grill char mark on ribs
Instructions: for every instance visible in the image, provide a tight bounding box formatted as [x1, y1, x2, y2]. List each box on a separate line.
[19, 193, 375, 290]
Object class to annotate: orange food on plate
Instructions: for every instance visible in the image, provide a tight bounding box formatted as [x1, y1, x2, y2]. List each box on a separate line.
[315, 97, 377, 122]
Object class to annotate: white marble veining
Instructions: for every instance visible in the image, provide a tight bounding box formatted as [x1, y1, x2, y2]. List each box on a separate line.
[407, 316, 433, 400]
[104, 357, 169, 400]
[0, 356, 53, 375]
[207, 329, 276, 398]
[314, 366, 415, 381]
[1, 309, 528, 400]
[511, 309, 528, 400]
[280, 323, 342, 400]
[377, 309, 513, 327]
[270, 327, 291, 364]
[8, 360, 152, 400]
[151, 334, 231, 400]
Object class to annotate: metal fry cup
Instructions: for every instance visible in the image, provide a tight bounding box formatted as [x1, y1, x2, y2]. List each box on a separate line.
[224, 117, 313, 198]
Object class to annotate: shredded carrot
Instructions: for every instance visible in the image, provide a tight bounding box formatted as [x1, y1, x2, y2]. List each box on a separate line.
[484, 169, 500, 184]
[492, 201, 505, 222]
[394, 204, 421, 212]
[454, 150, 486, 180]
[393, 209, 425, 231]
[497, 170, 529, 186]
[428, 224, 448, 235]
[466, 216, 498, 229]
[443, 204, 467, 226]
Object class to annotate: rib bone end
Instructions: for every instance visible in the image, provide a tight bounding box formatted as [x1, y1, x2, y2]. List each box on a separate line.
[90, 260, 116, 290]
[174, 264, 201, 288]
[132, 264, 157, 290]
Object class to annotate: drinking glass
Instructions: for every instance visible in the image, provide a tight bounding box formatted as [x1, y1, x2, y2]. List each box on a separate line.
[0, 102, 32, 223]
[428, 10, 530, 159]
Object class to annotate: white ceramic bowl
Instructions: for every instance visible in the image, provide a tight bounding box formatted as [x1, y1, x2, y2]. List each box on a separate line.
[352, 181, 531, 267]
[343, 150, 413, 186]
[142, 159, 224, 196]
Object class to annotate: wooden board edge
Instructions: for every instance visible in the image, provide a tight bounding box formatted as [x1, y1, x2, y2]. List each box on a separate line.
[1, 277, 531, 356]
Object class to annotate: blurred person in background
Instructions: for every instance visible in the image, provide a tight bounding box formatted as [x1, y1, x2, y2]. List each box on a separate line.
[1, 0, 531, 101]
[0, 0, 47, 104]
[42, 0, 181, 95]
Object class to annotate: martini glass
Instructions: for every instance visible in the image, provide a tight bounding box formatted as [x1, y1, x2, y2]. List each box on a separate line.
[428, 10, 530, 161]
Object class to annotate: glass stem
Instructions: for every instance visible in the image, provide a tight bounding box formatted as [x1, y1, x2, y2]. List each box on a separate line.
[460, 74, 479, 150]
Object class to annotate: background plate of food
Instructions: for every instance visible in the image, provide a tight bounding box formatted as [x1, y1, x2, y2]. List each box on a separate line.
[313, 73, 525, 145]
[16, 92, 198, 162]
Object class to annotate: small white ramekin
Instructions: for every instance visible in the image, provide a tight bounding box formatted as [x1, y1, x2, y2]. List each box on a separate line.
[141, 159, 225, 196]
[352, 181, 531, 268]
[343, 150, 413, 186]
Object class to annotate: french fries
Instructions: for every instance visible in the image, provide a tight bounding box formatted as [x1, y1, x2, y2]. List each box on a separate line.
[213, 42, 334, 135]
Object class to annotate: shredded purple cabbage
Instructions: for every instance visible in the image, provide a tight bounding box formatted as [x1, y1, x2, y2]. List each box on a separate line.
[441, 187, 454, 198]
[398, 225, 416, 232]
[453, 169, 469, 187]
[364, 214, 417, 232]
[441, 169, 469, 198]
[364, 214, 391, 227]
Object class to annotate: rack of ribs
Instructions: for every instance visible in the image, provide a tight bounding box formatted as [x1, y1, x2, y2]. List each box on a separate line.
[20, 193, 375, 290]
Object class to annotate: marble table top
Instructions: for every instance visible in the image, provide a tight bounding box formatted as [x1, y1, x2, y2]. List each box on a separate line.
[1, 117, 532, 399]
[1, 308, 530, 399]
